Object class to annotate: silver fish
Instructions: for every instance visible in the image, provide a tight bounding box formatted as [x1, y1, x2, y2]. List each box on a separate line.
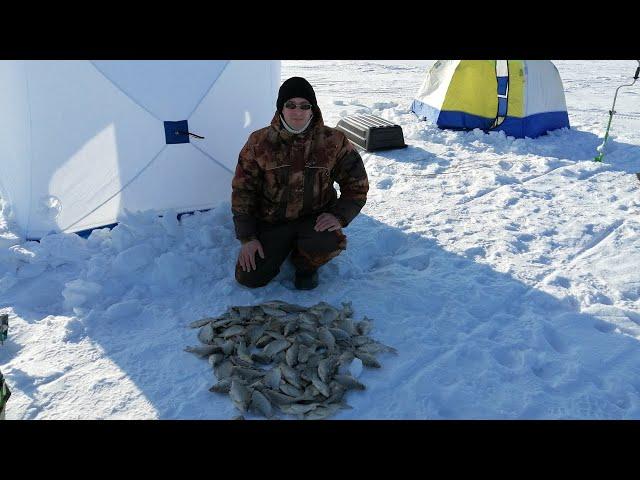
[300, 312, 318, 324]
[209, 378, 232, 393]
[353, 336, 374, 346]
[296, 332, 320, 346]
[283, 319, 298, 336]
[304, 403, 342, 420]
[326, 384, 347, 404]
[249, 390, 273, 418]
[266, 330, 287, 341]
[236, 306, 254, 319]
[303, 384, 322, 400]
[248, 379, 265, 391]
[261, 388, 298, 406]
[341, 301, 354, 317]
[320, 308, 339, 326]
[263, 340, 290, 358]
[356, 319, 373, 336]
[246, 324, 266, 345]
[276, 302, 309, 313]
[255, 335, 273, 348]
[251, 352, 272, 365]
[222, 339, 236, 356]
[229, 380, 252, 413]
[260, 300, 288, 307]
[272, 351, 287, 365]
[279, 364, 303, 389]
[358, 342, 398, 355]
[279, 403, 319, 416]
[236, 340, 253, 364]
[310, 372, 331, 398]
[211, 317, 235, 329]
[231, 355, 254, 368]
[197, 323, 216, 344]
[328, 327, 351, 342]
[261, 306, 288, 317]
[317, 357, 337, 384]
[297, 344, 311, 364]
[222, 325, 245, 338]
[184, 344, 221, 358]
[334, 374, 366, 390]
[264, 367, 281, 390]
[354, 351, 381, 368]
[338, 350, 355, 365]
[318, 327, 336, 350]
[298, 321, 318, 334]
[299, 369, 311, 384]
[285, 343, 298, 367]
[266, 319, 284, 332]
[311, 301, 333, 311]
[232, 366, 266, 381]
[306, 354, 322, 370]
[335, 318, 357, 335]
[214, 359, 234, 380]
[279, 382, 304, 398]
[189, 317, 216, 329]
[208, 353, 224, 367]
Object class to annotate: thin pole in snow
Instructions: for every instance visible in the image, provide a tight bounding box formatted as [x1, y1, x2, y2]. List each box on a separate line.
[594, 60, 640, 162]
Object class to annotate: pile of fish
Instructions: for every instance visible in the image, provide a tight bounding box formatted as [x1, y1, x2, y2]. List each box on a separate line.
[186, 301, 396, 420]
[0, 313, 8, 344]
[0, 314, 9, 420]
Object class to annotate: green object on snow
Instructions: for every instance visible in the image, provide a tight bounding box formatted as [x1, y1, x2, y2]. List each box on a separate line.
[0, 313, 8, 344]
[595, 60, 640, 162]
[0, 371, 10, 420]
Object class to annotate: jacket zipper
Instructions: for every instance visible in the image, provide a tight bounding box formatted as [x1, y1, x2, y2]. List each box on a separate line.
[306, 165, 330, 176]
[265, 164, 291, 171]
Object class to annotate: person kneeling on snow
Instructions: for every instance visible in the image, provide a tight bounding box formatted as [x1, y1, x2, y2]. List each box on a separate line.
[231, 77, 369, 290]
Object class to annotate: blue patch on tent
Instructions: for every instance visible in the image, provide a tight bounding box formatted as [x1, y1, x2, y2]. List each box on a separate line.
[73, 209, 212, 239]
[164, 120, 190, 144]
[497, 76, 508, 95]
[437, 110, 495, 130]
[498, 97, 508, 116]
[497, 111, 570, 138]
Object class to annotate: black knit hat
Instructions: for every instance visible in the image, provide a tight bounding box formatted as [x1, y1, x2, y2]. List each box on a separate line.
[276, 77, 317, 112]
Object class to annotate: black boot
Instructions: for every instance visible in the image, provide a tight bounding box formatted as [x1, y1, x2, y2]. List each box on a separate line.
[295, 269, 319, 290]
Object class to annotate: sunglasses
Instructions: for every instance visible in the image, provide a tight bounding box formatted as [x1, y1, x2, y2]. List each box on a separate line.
[284, 101, 313, 110]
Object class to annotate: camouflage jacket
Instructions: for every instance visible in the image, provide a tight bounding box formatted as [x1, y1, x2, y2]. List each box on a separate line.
[231, 108, 369, 241]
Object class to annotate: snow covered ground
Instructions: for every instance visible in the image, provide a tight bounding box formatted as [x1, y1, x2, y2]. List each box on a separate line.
[1, 60, 640, 419]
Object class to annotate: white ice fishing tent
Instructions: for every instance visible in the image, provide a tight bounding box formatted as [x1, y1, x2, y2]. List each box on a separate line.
[0, 60, 280, 240]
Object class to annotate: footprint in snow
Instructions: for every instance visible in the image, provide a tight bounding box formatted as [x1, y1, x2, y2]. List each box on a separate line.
[376, 178, 393, 190]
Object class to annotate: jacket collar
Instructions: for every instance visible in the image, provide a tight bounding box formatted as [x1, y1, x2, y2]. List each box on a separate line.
[268, 106, 325, 144]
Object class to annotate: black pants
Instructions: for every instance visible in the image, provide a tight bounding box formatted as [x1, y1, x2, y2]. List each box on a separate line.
[235, 215, 347, 288]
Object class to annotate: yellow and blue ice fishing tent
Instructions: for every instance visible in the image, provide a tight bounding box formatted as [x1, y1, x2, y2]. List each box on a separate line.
[410, 60, 570, 138]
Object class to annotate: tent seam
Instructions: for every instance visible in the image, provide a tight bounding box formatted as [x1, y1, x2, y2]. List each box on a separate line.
[88, 61, 163, 122]
[186, 61, 230, 119]
[24, 62, 35, 240]
[61, 144, 168, 233]
[189, 143, 234, 174]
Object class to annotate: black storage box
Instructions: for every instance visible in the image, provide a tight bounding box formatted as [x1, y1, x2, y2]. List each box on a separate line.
[335, 114, 407, 152]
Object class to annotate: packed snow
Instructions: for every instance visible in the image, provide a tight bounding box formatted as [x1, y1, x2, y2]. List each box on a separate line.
[1, 60, 640, 419]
